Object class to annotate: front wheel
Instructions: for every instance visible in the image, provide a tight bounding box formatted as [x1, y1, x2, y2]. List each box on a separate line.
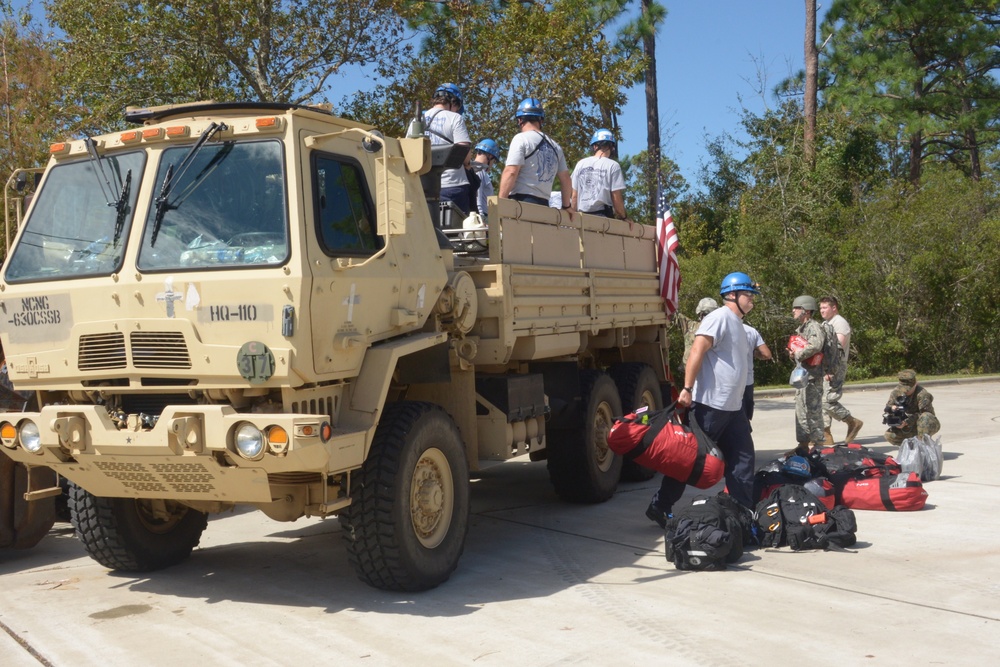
[69, 484, 207, 571]
[341, 402, 470, 591]
[547, 371, 623, 503]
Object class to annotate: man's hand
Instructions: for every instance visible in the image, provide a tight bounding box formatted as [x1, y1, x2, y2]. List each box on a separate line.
[677, 388, 692, 408]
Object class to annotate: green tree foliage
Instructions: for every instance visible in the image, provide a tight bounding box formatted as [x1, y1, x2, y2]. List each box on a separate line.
[341, 0, 645, 175]
[1, 12, 73, 175]
[679, 95, 1000, 385]
[45, 0, 411, 131]
[821, 0, 1000, 183]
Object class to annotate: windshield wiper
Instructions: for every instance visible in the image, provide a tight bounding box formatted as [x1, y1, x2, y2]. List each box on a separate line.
[150, 121, 229, 247]
[113, 170, 132, 247]
[85, 136, 132, 247]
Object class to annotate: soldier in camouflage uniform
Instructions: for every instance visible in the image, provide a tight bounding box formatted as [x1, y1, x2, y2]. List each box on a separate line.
[787, 295, 826, 453]
[883, 369, 940, 446]
[673, 297, 718, 378]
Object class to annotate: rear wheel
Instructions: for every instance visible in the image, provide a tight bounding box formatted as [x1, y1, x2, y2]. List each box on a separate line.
[69, 484, 207, 571]
[610, 363, 663, 482]
[547, 371, 623, 503]
[341, 402, 470, 591]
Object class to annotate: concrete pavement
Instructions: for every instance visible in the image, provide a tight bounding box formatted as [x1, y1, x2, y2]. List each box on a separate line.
[1, 380, 998, 666]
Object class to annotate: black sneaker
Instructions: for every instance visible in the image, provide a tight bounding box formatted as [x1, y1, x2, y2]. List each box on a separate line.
[645, 503, 668, 529]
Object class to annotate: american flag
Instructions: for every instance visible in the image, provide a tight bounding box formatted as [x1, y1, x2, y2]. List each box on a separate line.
[655, 190, 680, 315]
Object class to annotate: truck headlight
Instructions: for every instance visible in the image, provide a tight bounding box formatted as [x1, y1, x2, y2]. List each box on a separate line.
[19, 421, 42, 454]
[234, 422, 265, 460]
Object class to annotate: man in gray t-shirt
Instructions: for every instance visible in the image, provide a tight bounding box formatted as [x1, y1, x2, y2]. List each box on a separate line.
[498, 97, 573, 212]
[646, 271, 760, 528]
[571, 128, 627, 219]
[424, 83, 472, 214]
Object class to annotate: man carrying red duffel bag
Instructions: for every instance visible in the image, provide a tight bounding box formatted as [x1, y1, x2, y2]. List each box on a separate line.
[635, 272, 760, 528]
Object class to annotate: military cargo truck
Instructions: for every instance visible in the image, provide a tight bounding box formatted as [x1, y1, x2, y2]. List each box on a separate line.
[0, 102, 670, 589]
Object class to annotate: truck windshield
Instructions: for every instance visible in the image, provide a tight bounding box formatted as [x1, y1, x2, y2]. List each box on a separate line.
[137, 140, 288, 271]
[3, 151, 145, 282]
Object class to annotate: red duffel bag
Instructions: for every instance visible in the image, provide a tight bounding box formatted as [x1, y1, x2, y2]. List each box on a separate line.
[838, 472, 928, 511]
[607, 404, 725, 489]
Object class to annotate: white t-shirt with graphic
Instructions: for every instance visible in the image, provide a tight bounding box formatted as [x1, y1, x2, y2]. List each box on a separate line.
[505, 131, 567, 201]
[571, 155, 625, 213]
[424, 108, 471, 188]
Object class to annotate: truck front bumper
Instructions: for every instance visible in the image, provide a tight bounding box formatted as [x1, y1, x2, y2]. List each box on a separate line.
[0, 404, 367, 502]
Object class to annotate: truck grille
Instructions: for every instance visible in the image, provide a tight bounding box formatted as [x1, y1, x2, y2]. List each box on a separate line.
[78, 333, 127, 370]
[78, 331, 192, 371]
[130, 332, 192, 369]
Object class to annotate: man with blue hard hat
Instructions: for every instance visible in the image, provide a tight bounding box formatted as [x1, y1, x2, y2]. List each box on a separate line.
[646, 272, 760, 527]
[498, 97, 574, 213]
[424, 83, 473, 215]
[471, 138, 501, 218]
[571, 128, 627, 219]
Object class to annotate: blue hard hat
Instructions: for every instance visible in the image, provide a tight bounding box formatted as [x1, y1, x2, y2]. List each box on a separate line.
[515, 97, 544, 119]
[474, 138, 501, 161]
[719, 271, 761, 296]
[434, 82, 464, 113]
[782, 455, 811, 478]
[590, 128, 615, 147]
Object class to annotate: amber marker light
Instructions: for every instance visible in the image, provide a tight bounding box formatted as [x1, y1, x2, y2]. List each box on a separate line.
[49, 142, 71, 155]
[165, 125, 190, 139]
[142, 127, 163, 140]
[119, 130, 141, 143]
[1, 422, 17, 448]
[320, 422, 332, 443]
[256, 116, 278, 128]
[267, 426, 289, 454]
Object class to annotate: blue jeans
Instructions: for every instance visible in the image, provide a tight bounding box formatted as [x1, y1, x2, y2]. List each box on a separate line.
[651, 403, 757, 512]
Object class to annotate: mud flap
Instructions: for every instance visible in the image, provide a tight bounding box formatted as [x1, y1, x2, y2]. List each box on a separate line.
[0, 452, 57, 549]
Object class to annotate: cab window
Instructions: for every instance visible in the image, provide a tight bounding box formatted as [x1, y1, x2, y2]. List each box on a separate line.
[312, 154, 380, 255]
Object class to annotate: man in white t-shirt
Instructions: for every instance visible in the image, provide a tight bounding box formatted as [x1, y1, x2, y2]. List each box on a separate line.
[571, 128, 627, 219]
[820, 296, 863, 444]
[498, 97, 574, 213]
[424, 83, 472, 214]
[646, 272, 760, 527]
[742, 322, 772, 425]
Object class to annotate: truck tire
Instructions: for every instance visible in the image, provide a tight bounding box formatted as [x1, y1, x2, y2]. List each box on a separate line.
[68, 483, 207, 571]
[547, 371, 623, 503]
[341, 402, 470, 592]
[0, 454, 56, 549]
[610, 363, 662, 482]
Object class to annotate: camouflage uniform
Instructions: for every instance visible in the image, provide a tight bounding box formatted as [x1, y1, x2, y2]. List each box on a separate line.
[673, 313, 701, 378]
[792, 319, 825, 447]
[884, 370, 940, 446]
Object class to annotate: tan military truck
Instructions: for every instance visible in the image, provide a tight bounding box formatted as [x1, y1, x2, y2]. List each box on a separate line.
[0, 102, 670, 589]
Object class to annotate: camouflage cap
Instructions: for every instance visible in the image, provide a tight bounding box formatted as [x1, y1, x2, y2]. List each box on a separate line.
[897, 369, 917, 389]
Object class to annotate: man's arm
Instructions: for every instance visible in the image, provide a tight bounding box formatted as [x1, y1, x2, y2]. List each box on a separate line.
[679, 334, 713, 408]
[611, 189, 626, 219]
[558, 170, 574, 210]
[755, 342, 772, 361]
[498, 165, 520, 199]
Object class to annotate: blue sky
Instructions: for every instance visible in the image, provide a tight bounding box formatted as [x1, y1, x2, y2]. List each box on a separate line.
[615, 1, 831, 188]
